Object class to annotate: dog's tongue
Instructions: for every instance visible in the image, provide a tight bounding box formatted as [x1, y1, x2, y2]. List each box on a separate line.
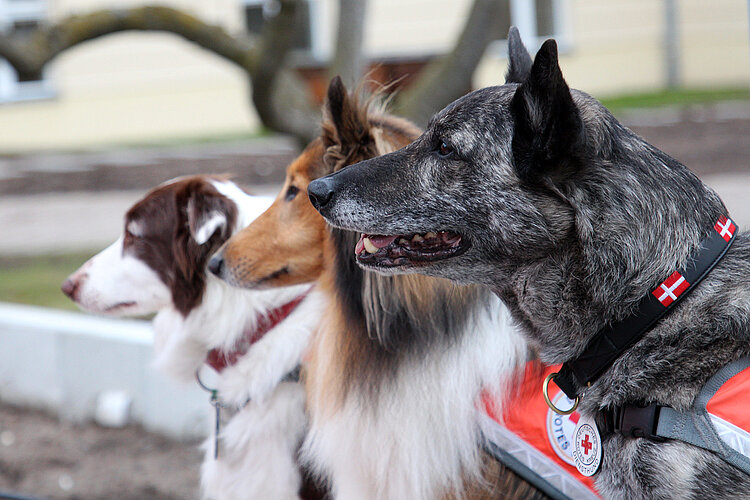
[355, 234, 397, 254]
[369, 234, 397, 247]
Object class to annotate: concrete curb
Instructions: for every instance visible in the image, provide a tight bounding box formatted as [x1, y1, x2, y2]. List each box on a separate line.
[0, 302, 209, 440]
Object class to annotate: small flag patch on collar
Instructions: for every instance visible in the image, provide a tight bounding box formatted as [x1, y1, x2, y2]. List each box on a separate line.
[715, 216, 736, 242]
[652, 271, 690, 307]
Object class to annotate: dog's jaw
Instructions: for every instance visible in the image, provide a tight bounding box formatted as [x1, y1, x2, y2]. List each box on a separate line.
[354, 230, 471, 270]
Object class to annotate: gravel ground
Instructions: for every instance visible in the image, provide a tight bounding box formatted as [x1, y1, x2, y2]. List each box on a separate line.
[0, 403, 202, 500]
[627, 103, 750, 177]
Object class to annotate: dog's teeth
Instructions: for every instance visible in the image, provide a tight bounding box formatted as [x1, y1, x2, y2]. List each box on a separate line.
[412, 234, 424, 243]
[363, 237, 378, 254]
[425, 232, 437, 239]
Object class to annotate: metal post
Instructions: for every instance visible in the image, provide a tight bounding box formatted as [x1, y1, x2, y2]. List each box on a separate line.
[664, 0, 680, 89]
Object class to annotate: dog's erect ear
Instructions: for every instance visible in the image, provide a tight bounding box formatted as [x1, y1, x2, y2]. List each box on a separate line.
[505, 26, 532, 84]
[187, 193, 231, 246]
[324, 75, 349, 146]
[511, 39, 583, 182]
[322, 75, 373, 171]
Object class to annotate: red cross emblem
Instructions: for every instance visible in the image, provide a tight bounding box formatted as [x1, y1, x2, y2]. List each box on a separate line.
[652, 271, 690, 307]
[714, 216, 736, 242]
[581, 434, 593, 455]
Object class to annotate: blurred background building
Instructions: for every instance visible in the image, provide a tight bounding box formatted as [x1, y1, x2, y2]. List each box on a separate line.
[0, 0, 748, 151]
[1, 2, 749, 498]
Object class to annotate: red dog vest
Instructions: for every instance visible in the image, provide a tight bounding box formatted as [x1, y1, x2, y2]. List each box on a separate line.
[705, 363, 750, 452]
[482, 362, 600, 499]
[483, 357, 750, 499]
[634, 357, 750, 476]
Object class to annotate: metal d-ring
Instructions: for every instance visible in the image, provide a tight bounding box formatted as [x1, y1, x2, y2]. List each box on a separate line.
[543, 372, 579, 415]
[195, 369, 215, 393]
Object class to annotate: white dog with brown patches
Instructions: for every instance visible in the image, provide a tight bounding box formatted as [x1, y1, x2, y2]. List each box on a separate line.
[62, 175, 324, 500]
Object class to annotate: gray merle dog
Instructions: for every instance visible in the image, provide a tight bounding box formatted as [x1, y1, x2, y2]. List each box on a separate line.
[307, 37, 750, 499]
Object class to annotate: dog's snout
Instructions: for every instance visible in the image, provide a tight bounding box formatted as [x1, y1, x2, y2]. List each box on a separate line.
[208, 254, 225, 278]
[308, 178, 335, 211]
[61, 277, 79, 300]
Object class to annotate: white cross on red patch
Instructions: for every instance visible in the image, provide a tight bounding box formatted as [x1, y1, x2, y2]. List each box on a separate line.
[652, 271, 690, 307]
[714, 215, 736, 243]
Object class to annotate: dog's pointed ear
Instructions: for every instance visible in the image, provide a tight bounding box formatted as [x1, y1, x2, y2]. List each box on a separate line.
[322, 75, 373, 171]
[505, 26, 532, 84]
[324, 75, 348, 146]
[511, 39, 583, 182]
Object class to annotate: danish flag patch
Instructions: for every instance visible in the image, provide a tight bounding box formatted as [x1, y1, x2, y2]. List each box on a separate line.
[652, 271, 690, 307]
[714, 216, 736, 242]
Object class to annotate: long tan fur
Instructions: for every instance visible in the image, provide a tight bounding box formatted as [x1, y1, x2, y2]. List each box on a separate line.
[219, 78, 542, 500]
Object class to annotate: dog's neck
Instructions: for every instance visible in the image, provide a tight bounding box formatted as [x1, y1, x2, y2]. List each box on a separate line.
[500, 139, 750, 413]
[503, 242, 750, 415]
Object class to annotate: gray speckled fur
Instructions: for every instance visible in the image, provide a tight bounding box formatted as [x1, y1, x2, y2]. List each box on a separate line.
[310, 40, 750, 498]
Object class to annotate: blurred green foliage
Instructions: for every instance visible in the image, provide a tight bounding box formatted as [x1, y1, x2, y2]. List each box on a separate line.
[601, 86, 750, 113]
[0, 252, 92, 310]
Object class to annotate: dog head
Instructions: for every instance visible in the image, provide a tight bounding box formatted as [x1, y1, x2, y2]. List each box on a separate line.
[308, 37, 725, 295]
[62, 176, 271, 316]
[211, 76, 421, 289]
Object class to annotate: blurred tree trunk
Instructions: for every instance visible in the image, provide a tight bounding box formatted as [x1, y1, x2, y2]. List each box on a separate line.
[392, 0, 507, 126]
[250, 1, 321, 142]
[0, 0, 504, 143]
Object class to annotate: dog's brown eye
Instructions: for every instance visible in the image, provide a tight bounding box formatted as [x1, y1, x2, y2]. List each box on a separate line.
[438, 141, 453, 157]
[285, 185, 299, 201]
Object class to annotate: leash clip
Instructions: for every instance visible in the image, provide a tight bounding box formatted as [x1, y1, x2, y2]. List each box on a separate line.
[543, 372, 579, 415]
[209, 390, 222, 459]
[197, 370, 225, 459]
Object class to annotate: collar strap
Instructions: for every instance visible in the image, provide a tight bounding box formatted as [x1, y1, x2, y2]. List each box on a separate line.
[553, 215, 738, 400]
[205, 290, 309, 373]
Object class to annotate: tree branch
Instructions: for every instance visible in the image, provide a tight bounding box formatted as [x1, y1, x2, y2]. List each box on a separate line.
[0, 4, 320, 142]
[393, 0, 506, 126]
[0, 7, 255, 81]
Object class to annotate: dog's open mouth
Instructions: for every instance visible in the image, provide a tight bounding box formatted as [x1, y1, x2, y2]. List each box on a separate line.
[355, 231, 469, 267]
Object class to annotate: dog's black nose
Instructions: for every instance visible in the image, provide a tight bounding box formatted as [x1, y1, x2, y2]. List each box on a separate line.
[308, 178, 335, 211]
[208, 254, 224, 277]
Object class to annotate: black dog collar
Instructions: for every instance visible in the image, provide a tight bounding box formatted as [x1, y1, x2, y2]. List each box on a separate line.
[549, 215, 738, 405]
